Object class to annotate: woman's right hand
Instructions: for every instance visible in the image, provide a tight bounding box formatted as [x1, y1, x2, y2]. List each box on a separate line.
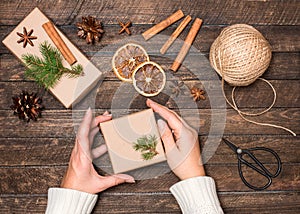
[146, 99, 205, 180]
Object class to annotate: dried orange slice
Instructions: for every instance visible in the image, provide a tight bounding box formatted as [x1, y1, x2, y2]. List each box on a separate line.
[132, 62, 166, 97]
[112, 43, 149, 82]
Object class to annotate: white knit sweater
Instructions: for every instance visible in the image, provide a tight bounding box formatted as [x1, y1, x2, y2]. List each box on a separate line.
[45, 176, 223, 214]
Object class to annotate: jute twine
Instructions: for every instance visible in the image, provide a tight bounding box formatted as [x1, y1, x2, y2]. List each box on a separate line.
[209, 24, 296, 136]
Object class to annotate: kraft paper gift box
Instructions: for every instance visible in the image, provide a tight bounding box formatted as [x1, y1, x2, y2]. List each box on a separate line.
[2, 7, 103, 108]
[100, 109, 166, 174]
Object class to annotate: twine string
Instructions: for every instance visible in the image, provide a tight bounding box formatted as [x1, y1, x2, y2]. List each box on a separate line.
[215, 45, 296, 136]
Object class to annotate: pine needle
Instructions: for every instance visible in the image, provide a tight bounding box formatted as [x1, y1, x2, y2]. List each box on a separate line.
[22, 41, 83, 89]
[133, 135, 159, 160]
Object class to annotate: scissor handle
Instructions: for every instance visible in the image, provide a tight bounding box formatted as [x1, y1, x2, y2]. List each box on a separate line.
[238, 160, 272, 191]
[246, 147, 282, 177]
[237, 147, 282, 191]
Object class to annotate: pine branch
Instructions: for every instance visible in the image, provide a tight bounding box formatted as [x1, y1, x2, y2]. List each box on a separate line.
[22, 41, 83, 89]
[133, 135, 159, 160]
[142, 152, 157, 160]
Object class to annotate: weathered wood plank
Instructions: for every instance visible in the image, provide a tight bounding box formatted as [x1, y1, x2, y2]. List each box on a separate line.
[0, 164, 298, 194]
[0, 110, 76, 138]
[0, 136, 298, 166]
[0, 192, 299, 213]
[1, 1, 299, 213]
[205, 135, 300, 164]
[0, 138, 73, 166]
[0, 167, 66, 194]
[1, 52, 299, 82]
[1, 25, 299, 55]
[0, 80, 299, 110]
[0, 0, 299, 25]
[99, 192, 300, 213]
[93, 79, 300, 109]
[264, 52, 300, 80]
[0, 108, 298, 138]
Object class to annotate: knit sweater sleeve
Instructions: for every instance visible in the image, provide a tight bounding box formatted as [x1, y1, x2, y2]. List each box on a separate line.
[170, 176, 223, 214]
[45, 188, 98, 214]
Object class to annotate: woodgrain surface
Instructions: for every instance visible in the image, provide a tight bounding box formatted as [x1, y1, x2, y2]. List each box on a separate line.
[0, 0, 299, 213]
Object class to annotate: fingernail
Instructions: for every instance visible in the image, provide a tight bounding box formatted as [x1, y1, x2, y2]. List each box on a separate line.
[147, 98, 153, 103]
[116, 174, 135, 183]
[86, 107, 91, 114]
[103, 110, 109, 115]
[102, 111, 112, 117]
[126, 177, 136, 183]
[157, 119, 166, 135]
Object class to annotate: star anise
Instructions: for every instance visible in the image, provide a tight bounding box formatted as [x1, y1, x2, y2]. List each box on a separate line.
[76, 16, 104, 44]
[190, 86, 206, 101]
[169, 80, 185, 97]
[118, 20, 131, 35]
[10, 91, 44, 122]
[16, 27, 37, 48]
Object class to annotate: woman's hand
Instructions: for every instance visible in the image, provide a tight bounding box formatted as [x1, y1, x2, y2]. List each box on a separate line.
[147, 99, 205, 180]
[61, 108, 135, 194]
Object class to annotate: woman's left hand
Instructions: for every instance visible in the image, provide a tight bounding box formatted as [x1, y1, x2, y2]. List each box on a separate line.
[61, 108, 135, 194]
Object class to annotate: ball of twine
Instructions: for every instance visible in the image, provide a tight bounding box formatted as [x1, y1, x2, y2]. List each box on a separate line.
[209, 24, 296, 136]
[209, 24, 272, 86]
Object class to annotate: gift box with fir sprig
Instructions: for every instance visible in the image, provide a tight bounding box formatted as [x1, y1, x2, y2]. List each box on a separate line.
[2, 7, 102, 108]
[100, 109, 166, 174]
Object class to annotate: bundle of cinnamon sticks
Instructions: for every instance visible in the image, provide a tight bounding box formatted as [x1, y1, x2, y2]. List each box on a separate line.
[142, 10, 203, 72]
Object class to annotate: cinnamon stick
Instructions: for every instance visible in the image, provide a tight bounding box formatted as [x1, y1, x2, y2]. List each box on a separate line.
[171, 18, 203, 72]
[42, 21, 77, 65]
[160, 15, 192, 54]
[142, 10, 184, 41]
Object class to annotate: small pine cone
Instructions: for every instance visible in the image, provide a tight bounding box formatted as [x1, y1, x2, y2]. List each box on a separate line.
[76, 16, 104, 44]
[10, 91, 44, 122]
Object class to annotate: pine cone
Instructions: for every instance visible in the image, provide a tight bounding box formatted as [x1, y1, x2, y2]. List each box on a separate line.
[76, 16, 104, 44]
[11, 91, 44, 122]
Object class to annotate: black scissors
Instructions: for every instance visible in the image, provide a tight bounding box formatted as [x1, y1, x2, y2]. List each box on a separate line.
[222, 138, 282, 191]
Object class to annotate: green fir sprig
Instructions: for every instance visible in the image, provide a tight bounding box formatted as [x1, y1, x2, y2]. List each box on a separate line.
[133, 135, 159, 160]
[22, 41, 83, 89]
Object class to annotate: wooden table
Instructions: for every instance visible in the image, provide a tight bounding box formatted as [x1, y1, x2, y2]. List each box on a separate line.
[0, 0, 299, 213]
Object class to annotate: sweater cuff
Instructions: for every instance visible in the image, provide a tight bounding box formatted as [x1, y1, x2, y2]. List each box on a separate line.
[170, 176, 223, 214]
[45, 188, 98, 214]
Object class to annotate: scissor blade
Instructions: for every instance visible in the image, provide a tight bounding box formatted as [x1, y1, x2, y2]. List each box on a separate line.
[222, 138, 239, 153]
